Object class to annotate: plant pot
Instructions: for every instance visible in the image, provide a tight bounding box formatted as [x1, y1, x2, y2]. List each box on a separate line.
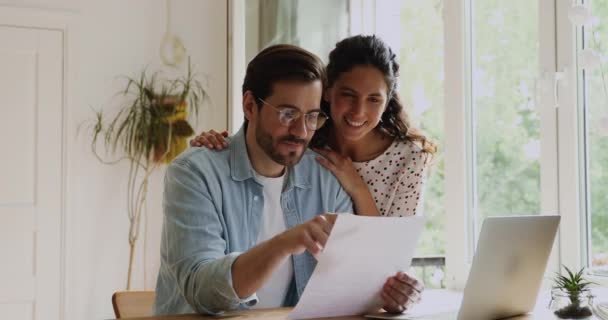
[150, 96, 194, 163]
[549, 288, 594, 319]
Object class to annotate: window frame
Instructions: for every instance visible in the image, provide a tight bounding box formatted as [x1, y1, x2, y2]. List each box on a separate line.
[568, 0, 608, 284]
[554, 0, 584, 276]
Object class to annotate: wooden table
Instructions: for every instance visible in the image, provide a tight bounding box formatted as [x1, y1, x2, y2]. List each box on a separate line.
[119, 309, 563, 320]
[127, 308, 366, 319]
[120, 289, 606, 320]
[120, 307, 562, 320]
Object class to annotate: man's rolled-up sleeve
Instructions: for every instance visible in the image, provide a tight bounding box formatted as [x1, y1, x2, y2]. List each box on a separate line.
[161, 159, 258, 314]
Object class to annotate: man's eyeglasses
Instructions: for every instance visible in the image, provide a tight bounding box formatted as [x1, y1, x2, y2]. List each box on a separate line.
[257, 97, 328, 131]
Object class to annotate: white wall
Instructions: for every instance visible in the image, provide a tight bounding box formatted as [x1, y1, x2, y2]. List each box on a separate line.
[0, 0, 227, 319]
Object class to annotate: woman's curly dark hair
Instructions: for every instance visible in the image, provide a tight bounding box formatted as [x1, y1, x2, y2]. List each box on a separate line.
[311, 35, 437, 157]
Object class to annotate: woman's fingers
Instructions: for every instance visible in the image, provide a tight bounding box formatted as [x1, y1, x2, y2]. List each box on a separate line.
[312, 147, 343, 165]
[189, 138, 199, 147]
[208, 130, 228, 149]
[190, 136, 209, 147]
[191, 130, 229, 149]
[316, 156, 337, 173]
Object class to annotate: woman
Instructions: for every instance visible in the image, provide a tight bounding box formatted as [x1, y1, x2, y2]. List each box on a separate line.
[191, 35, 437, 218]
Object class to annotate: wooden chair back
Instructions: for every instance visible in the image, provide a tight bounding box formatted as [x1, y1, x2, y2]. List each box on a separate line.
[111, 291, 155, 318]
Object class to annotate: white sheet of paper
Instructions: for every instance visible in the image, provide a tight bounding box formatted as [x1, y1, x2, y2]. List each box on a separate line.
[288, 214, 425, 319]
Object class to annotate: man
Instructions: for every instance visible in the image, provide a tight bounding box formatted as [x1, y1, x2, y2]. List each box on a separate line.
[154, 44, 422, 315]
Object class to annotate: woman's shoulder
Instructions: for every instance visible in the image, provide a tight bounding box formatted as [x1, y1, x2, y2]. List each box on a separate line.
[376, 138, 424, 160]
[392, 138, 424, 153]
[390, 139, 432, 169]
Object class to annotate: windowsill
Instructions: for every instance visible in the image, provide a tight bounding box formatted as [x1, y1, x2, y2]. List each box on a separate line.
[412, 287, 608, 316]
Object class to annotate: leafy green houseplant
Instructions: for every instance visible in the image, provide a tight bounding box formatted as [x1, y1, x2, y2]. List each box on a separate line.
[89, 61, 208, 289]
[550, 266, 595, 319]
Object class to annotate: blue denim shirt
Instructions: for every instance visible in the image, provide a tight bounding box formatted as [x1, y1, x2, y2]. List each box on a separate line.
[154, 126, 353, 315]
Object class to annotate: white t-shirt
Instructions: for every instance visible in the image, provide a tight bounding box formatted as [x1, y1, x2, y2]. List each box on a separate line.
[251, 172, 294, 309]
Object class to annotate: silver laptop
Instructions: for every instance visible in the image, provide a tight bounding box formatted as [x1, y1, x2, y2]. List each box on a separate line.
[419, 215, 560, 320]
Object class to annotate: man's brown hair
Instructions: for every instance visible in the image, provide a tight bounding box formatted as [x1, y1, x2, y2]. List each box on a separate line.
[242, 44, 326, 127]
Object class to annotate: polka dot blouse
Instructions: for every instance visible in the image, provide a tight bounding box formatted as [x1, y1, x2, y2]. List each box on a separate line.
[352, 139, 429, 217]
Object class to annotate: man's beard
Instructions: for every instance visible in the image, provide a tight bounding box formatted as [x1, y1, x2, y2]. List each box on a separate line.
[255, 125, 308, 167]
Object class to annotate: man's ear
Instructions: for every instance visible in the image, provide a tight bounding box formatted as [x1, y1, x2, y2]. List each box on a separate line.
[243, 91, 257, 121]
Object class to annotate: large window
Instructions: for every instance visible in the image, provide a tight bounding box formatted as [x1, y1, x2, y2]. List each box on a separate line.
[376, 0, 446, 288]
[471, 0, 541, 236]
[377, 0, 446, 258]
[579, 0, 608, 274]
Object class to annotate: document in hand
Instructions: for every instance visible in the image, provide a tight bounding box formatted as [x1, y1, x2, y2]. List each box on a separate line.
[288, 214, 425, 320]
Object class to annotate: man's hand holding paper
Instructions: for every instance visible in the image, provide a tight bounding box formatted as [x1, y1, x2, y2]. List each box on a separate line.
[288, 214, 426, 319]
[381, 271, 424, 314]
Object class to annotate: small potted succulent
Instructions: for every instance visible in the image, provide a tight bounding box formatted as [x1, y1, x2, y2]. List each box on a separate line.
[550, 266, 595, 319]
